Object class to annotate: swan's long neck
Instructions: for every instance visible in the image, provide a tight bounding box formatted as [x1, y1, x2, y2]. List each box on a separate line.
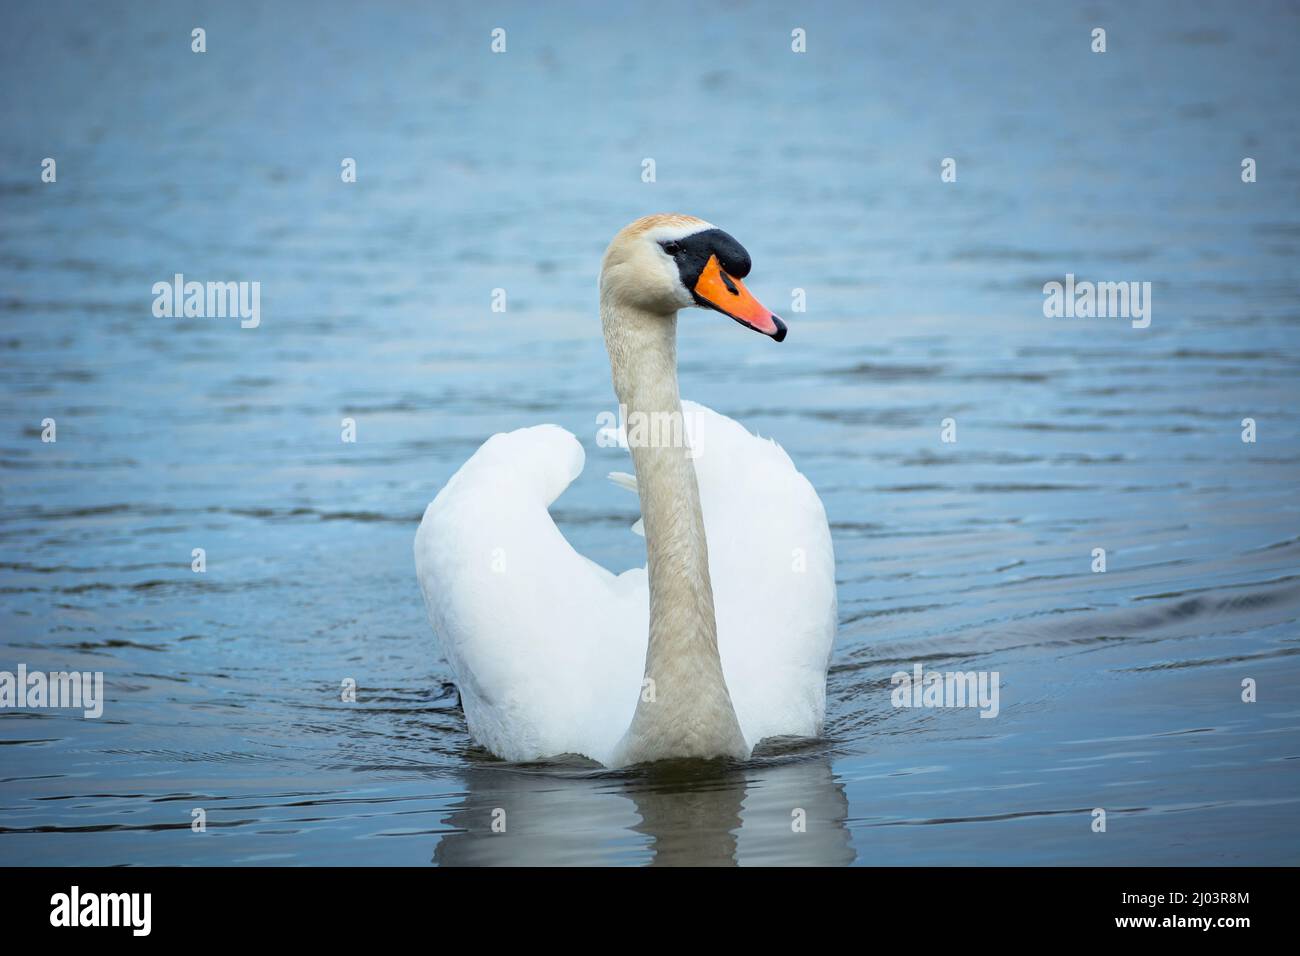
[601, 292, 749, 765]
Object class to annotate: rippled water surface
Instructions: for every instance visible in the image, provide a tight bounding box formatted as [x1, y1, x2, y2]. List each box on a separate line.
[2, 1, 1299, 865]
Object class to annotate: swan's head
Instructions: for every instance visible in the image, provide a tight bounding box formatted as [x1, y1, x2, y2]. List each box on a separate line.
[600, 214, 786, 341]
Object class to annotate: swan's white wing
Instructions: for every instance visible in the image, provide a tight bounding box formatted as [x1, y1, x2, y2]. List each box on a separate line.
[682, 401, 837, 745]
[414, 425, 645, 765]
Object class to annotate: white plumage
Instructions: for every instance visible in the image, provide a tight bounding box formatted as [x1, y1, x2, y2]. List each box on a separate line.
[414, 400, 836, 766]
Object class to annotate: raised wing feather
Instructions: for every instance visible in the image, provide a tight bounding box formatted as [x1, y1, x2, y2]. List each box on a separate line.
[414, 425, 644, 764]
[682, 401, 837, 743]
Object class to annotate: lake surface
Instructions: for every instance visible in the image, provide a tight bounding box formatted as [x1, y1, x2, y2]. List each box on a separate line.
[1, 0, 1298, 865]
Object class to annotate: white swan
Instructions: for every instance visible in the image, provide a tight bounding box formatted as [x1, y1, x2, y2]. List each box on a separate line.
[415, 214, 836, 767]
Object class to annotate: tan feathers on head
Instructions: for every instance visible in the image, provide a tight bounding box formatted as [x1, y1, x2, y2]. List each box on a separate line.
[615, 213, 711, 241]
[601, 214, 714, 315]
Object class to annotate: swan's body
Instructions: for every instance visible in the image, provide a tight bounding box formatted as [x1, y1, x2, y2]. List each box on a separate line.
[415, 215, 836, 767]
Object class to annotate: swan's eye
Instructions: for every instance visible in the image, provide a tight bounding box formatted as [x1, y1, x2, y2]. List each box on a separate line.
[661, 240, 682, 256]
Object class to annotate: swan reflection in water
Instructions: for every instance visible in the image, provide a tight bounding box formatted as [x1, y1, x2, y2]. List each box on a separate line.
[432, 748, 854, 867]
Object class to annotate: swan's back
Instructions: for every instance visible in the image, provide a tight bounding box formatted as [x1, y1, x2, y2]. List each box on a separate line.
[414, 403, 835, 764]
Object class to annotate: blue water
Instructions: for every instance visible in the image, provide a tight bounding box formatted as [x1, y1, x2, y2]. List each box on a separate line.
[1, 0, 1298, 865]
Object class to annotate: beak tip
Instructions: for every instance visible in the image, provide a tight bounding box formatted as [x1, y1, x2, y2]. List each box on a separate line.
[771, 315, 787, 342]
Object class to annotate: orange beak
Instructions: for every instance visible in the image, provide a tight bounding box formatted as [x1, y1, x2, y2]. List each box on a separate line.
[692, 255, 787, 341]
